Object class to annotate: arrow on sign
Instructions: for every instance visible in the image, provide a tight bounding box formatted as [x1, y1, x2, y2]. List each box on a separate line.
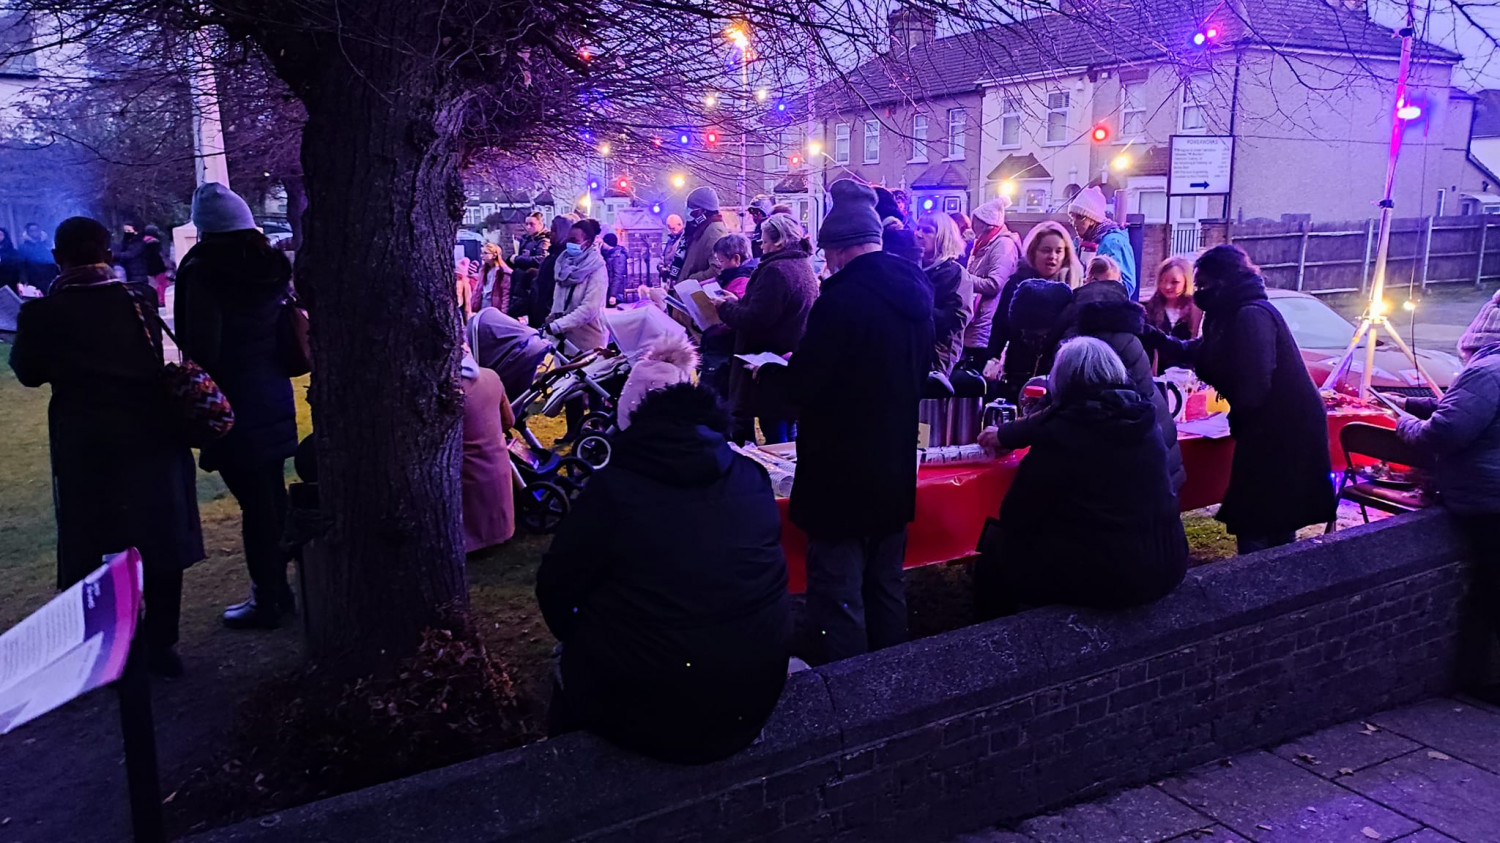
[1190, 181, 1210, 189]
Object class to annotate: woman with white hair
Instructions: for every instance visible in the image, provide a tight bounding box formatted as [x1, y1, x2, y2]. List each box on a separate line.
[915, 212, 973, 377]
[973, 336, 1188, 616]
[714, 214, 819, 443]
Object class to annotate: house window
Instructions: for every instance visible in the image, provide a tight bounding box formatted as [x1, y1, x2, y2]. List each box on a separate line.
[1180, 77, 1207, 132]
[1138, 189, 1167, 222]
[863, 119, 880, 163]
[835, 123, 850, 164]
[1121, 79, 1146, 138]
[946, 107, 967, 159]
[1000, 96, 1022, 148]
[1045, 92, 1070, 144]
[910, 114, 929, 162]
[1021, 180, 1051, 213]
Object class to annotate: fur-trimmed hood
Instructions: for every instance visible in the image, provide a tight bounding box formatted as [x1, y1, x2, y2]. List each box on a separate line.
[617, 333, 701, 429]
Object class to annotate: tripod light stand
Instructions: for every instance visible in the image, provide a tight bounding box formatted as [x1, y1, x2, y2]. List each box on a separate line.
[1320, 0, 1445, 402]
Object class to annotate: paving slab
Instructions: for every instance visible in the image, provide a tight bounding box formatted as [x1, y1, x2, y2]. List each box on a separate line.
[1158, 751, 1421, 843]
[1164, 826, 1252, 842]
[1370, 700, 1500, 775]
[1017, 785, 1212, 843]
[1342, 751, 1500, 842]
[1272, 720, 1422, 778]
[1390, 829, 1460, 842]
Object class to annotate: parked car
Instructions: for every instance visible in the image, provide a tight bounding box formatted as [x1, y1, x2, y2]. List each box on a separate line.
[1266, 289, 1461, 397]
[259, 219, 293, 247]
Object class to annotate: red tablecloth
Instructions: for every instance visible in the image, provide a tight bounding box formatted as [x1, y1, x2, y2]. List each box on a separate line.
[776, 408, 1390, 593]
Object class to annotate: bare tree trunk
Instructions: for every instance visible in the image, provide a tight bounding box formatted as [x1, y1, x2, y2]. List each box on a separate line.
[286, 38, 470, 671]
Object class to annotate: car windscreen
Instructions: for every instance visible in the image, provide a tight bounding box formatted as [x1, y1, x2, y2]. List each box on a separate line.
[1269, 297, 1356, 349]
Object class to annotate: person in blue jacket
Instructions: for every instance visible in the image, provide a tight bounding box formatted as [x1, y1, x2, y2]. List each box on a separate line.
[1068, 185, 1138, 299]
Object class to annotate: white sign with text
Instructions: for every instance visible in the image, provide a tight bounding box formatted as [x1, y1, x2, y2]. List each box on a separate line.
[1170, 135, 1234, 195]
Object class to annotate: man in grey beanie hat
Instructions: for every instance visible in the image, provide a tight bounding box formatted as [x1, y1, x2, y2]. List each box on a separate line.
[788, 178, 934, 664]
[666, 186, 727, 284]
[191, 182, 259, 234]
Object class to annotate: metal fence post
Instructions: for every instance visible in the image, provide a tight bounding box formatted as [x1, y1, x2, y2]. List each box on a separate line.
[1295, 220, 1310, 292]
[1420, 216, 1434, 292]
[1478, 219, 1490, 289]
[1361, 218, 1375, 294]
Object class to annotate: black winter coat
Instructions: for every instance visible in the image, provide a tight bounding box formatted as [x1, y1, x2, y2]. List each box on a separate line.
[537, 385, 790, 764]
[1175, 276, 1335, 535]
[507, 232, 548, 320]
[10, 272, 205, 586]
[789, 250, 934, 540]
[1061, 281, 1186, 491]
[117, 233, 162, 284]
[174, 237, 299, 472]
[994, 275, 1074, 399]
[530, 242, 564, 329]
[927, 258, 971, 376]
[976, 386, 1187, 610]
[719, 249, 819, 422]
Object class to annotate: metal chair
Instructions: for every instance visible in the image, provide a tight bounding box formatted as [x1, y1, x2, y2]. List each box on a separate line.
[1328, 422, 1429, 532]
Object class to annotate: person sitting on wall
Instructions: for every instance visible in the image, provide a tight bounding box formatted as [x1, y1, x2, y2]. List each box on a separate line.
[537, 376, 791, 764]
[1392, 291, 1500, 703]
[973, 336, 1188, 617]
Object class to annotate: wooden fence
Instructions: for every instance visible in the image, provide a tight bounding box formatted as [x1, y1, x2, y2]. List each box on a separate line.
[1223, 216, 1500, 295]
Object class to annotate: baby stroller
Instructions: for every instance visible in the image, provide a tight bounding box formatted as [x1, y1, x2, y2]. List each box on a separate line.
[467, 309, 600, 533]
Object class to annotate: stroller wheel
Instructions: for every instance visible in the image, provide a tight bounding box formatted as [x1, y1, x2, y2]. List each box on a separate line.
[557, 457, 594, 495]
[573, 434, 612, 469]
[519, 481, 570, 534]
[579, 412, 614, 435]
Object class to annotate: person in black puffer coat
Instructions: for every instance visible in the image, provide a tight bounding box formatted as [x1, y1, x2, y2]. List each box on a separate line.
[1155, 245, 1334, 553]
[537, 383, 791, 764]
[1058, 279, 1185, 492]
[975, 336, 1187, 616]
[993, 277, 1073, 400]
[175, 183, 300, 629]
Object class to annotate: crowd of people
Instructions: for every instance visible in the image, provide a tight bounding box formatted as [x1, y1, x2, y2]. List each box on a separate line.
[7, 174, 1499, 766]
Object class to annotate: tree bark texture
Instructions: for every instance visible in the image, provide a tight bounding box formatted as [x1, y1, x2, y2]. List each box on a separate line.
[266, 11, 470, 671]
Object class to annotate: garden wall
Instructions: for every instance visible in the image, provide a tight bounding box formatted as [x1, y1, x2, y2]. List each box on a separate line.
[193, 510, 1480, 843]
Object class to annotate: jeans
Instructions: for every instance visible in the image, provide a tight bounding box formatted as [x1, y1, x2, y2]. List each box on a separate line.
[1235, 532, 1297, 555]
[219, 458, 291, 599]
[805, 529, 909, 664]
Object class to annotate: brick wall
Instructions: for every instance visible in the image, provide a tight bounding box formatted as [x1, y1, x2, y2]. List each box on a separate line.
[194, 510, 1480, 843]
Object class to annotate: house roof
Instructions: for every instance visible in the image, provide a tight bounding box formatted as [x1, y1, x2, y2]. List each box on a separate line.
[1474, 90, 1500, 139]
[986, 153, 1051, 182]
[817, 0, 1460, 113]
[912, 162, 971, 189]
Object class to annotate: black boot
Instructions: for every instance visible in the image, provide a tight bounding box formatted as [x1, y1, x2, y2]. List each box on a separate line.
[222, 584, 293, 630]
[146, 645, 184, 678]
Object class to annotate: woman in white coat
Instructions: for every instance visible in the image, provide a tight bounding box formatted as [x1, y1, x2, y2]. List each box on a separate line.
[547, 217, 610, 443]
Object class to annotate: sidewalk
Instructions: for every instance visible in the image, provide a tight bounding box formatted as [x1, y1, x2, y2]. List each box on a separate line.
[952, 697, 1500, 843]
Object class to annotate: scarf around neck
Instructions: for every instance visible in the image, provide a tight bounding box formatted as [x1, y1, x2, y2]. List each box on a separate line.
[48, 264, 117, 294]
[554, 244, 604, 286]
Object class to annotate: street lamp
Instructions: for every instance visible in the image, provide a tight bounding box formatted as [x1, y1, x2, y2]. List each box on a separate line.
[1111, 153, 1131, 172]
[1000, 180, 1017, 198]
[726, 23, 751, 210]
[671, 173, 687, 190]
[808, 141, 823, 157]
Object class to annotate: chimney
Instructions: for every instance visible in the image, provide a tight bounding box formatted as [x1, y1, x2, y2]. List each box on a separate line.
[888, 6, 938, 54]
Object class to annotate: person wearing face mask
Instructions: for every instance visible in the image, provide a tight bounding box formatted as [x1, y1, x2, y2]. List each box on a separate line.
[1154, 245, 1333, 554]
[547, 218, 610, 444]
[665, 188, 729, 285]
[788, 179, 934, 665]
[984, 220, 1082, 398]
[1392, 292, 1500, 702]
[1067, 186, 1138, 300]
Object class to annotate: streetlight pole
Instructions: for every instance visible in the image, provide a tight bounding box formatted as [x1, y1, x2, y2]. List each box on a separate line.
[739, 56, 749, 212]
